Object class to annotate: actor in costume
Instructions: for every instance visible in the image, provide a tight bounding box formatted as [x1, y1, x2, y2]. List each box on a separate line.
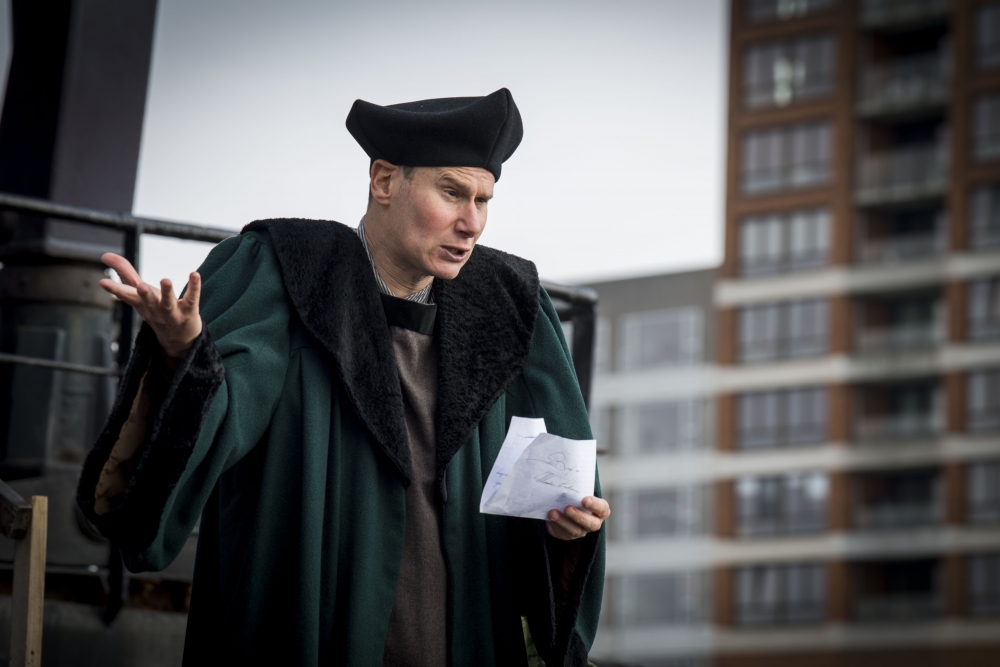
[77, 88, 608, 666]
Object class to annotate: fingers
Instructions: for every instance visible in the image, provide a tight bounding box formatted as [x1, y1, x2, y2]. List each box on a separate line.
[182, 272, 201, 313]
[582, 496, 611, 520]
[136, 280, 163, 313]
[98, 278, 141, 305]
[160, 279, 178, 313]
[546, 507, 597, 540]
[102, 253, 141, 286]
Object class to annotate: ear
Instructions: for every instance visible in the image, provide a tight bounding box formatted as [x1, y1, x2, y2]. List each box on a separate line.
[370, 160, 399, 206]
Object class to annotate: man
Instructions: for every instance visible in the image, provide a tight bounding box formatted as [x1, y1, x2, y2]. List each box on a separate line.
[78, 88, 608, 666]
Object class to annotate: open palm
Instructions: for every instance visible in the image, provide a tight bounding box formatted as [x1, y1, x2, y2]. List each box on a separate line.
[99, 252, 203, 365]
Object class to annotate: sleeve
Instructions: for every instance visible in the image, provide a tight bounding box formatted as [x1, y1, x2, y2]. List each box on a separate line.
[504, 287, 606, 667]
[76, 232, 292, 571]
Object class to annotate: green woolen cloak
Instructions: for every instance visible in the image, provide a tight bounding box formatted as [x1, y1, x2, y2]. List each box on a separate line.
[77, 219, 605, 667]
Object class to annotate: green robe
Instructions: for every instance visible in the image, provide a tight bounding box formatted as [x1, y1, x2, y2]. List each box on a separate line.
[78, 219, 605, 666]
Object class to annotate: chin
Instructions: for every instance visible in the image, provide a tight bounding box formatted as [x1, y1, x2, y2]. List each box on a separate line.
[429, 260, 468, 281]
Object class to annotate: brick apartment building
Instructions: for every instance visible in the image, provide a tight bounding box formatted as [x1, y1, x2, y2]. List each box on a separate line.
[589, 1, 1000, 665]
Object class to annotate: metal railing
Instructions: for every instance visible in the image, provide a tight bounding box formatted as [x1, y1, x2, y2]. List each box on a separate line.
[857, 232, 946, 264]
[861, 0, 950, 28]
[0, 192, 234, 378]
[854, 594, 942, 621]
[856, 144, 949, 206]
[854, 322, 943, 352]
[854, 502, 942, 529]
[858, 52, 949, 116]
[855, 413, 942, 440]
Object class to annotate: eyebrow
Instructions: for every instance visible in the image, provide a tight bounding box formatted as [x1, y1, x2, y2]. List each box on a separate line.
[439, 176, 493, 200]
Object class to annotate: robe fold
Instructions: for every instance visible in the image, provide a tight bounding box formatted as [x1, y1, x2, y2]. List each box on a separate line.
[77, 219, 605, 666]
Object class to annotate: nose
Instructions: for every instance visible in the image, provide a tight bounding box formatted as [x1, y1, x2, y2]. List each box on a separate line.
[455, 200, 485, 237]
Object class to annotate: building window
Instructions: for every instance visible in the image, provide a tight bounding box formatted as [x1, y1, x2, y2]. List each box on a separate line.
[619, 485, 709, 539]
[745, 0, 836, 23]
[979, 4, 1000, 69]
[739, 299, 827, 362]
[615, 571, 711, 626]
[969, 554, 1000, 616]
[619, 307, 703, 371]
[740, 208, 830, 276]
[971, 185, 1000, 250]
[594, 316, 611, 374]
[974, 95, 1000, 161]
[736, 563, 826, 625]
[968, 276, 1000, 340]
[968, 369, 1000, 433]
[738, 387, 827, 450]
[743, 34, 834, 109]
[622, 399, 706, 455]
[968, 461, 1000, 524]
[736, 472, 828, 536]
[741, 122, 832, 195]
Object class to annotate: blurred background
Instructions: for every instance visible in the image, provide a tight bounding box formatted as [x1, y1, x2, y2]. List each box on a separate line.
[0, 1, 998, 666]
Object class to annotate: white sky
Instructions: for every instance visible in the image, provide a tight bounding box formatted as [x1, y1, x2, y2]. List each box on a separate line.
[6, 0, 730, 287]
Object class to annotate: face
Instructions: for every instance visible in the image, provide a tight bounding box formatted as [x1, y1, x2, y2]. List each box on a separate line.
[384, 165, 494, 280]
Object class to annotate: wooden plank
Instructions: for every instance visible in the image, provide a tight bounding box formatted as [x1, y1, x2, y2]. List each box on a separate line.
[10, 495, 48, 667]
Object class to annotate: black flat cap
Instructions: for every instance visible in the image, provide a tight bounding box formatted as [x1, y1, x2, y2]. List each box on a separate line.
[346, 88, 523, 182]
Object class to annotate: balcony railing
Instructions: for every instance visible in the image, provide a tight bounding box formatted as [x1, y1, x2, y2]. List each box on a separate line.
[855, 322, 942, 352]
[857, 232, 945, 264]
[858, 52, 949, 117]
[855, 144, 948, 206]
[861, 0, 950, 28]
[854, 594, 942, 621]
[970, 318, 1000, 341]
[855, 412, 941, 441]
[968, 408, 1000, 433]
[970, 223, 1000, 251]
[968, 501, 1000, 525]
[854, 502, 942, 529]
[739, 512, 827, 537]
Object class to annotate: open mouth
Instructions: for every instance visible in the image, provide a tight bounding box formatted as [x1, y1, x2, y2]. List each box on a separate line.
[441, 245, 471, 261]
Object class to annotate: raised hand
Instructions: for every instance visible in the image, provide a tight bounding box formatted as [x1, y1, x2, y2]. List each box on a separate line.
[99, 252, 203, 367]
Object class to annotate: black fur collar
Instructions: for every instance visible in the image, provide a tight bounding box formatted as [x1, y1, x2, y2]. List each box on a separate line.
[241, 219, 539, 488]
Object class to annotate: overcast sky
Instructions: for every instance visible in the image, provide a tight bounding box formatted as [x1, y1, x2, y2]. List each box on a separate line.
[4, 0, 729, 287]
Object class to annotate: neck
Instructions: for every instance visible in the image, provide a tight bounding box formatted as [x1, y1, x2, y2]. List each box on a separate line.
[363, 211, 433, 298]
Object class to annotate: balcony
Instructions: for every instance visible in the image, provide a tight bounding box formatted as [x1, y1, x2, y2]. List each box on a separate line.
[861, 0, 950, 29]
[852, 470, 942, 530]
[855, 412, 941, 441]
[857, 232, 945, 263]
[855, 144, 948, 206]
[853, 291, 943, 355]
[858, 52, 949, 118]
[852, 559, 942, 623]
[856, 206, 947, 264]
[854, 594, 942, 621]
[853, 501, 942, 529]
[855, 322, 942, 353]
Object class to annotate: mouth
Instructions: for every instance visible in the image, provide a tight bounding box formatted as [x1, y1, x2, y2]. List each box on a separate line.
[440, 245, 471, 262]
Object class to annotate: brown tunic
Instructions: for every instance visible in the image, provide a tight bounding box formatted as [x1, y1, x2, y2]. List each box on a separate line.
[382, 325, 448, 667]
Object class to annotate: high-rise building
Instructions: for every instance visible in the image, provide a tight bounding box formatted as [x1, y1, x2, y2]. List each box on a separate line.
[591, 1, 1000, 665]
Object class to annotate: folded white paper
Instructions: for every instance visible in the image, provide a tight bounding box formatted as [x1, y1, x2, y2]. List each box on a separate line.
[481, 417, 597, 521]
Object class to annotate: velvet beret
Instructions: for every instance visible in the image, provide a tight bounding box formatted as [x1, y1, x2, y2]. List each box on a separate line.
[345, 88, 523, 182]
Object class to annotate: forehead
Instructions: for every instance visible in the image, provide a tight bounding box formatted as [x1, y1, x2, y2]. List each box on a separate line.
[425, 166, 495, 194]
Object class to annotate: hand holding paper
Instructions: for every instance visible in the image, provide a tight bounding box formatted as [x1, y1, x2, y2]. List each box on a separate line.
[481, 417, 598, 521]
